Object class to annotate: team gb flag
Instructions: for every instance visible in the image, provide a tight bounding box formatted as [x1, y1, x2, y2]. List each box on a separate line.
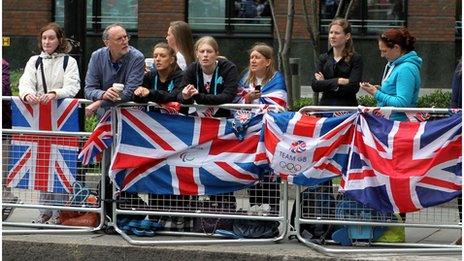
[263, 111, 357, 185]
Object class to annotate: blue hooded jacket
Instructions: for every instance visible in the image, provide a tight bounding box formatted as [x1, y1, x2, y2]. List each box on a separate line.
[374, 51, 422, 121]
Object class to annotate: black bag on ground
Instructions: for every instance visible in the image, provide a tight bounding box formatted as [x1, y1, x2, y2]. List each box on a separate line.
[290, 183, 336, 242]
[232, 219, 280, 238]
[192, 193, 236, 234]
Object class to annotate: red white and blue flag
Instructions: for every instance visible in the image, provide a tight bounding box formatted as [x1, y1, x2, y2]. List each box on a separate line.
[236, 71, 288, 108]
[7, 97, 80, 193]
[78, 110, 113, 165]
[263, 111, 357, 185]
[109, 108, 265, 195]
[343, 112, 462, 213]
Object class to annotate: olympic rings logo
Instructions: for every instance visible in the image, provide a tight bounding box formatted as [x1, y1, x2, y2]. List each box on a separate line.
[279, 161, 302, 173]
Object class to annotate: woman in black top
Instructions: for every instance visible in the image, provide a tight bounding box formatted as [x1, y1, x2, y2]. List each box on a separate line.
[311, 18, 363, 106]
[179, 36, 239, 117]
[134, 42, 183, 104]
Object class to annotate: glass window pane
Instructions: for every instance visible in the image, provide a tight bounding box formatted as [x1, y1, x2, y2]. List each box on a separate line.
[188, 0, 227, 31]
[320, 0, 363, 35]
[366, 0, 406, 34]
[54, 0, 65, 25]
[188, 0, 272, 34]
[456, 1, 462, 37]
[100, 0, 138, 30]
[230, 0, 272, 33]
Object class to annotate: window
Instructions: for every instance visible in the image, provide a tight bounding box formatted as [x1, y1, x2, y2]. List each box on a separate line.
[54, 0, 138, 32]
[188, 0, 272, 35]
[320, 0, 407, 35]
[456, 1, 462, 38]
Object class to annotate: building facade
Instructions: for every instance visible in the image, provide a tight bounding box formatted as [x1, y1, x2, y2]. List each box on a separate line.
[2, 0, 462, 89]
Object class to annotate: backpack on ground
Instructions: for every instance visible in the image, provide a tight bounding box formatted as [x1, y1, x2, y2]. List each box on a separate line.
[290, 184, 336, 243]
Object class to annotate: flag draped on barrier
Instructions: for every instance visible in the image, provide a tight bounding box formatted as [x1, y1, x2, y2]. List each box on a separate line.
[109, 108, 265, 195]
[76, 105, 461, 211]
[78, 110, 112, 165]
[342, 112, 462, 213]
[262, 111, 357, 185]
[7, 97, 79, 193]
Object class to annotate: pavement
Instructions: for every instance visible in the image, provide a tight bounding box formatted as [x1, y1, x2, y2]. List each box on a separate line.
[2, 203, 462, 261]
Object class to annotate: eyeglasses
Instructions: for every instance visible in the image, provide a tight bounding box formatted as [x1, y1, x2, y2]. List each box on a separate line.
[113, 34, 130, 43]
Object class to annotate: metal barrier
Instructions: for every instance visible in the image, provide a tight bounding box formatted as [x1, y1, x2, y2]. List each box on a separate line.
[110, 104, 289, 245]
[2, 97, 105, 234]
[2, 129, 106, 234]
[292, 106, 462, 255]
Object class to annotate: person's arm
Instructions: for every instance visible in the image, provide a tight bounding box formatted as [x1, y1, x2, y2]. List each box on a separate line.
[451, 63, 462, 108]
[177, 63, 196, 104]
[148, 72, 184, 103]
[311, 54, 339, 92]
[119, 54, 145, 102]
[84, 51, 105, 101]
[3, 60, 11, 96]
[18, 56, 40, 101]
[374, 67, 417, 107]
[54, 56, 81, 99]
[192, 61, 239, 105]
[133, 73, 152, 103]
[335, 54, 363, 96]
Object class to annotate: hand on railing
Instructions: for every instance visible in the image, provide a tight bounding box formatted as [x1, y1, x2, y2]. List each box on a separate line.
[85, 100, 102, 117]
[182, 84, 199, 100]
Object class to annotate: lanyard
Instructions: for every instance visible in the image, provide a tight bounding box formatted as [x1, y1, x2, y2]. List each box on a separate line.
[196, 65, 220, 95]
[152, 74, 174, 92]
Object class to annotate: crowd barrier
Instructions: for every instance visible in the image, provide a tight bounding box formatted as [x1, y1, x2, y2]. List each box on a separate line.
[293, 106, 462, 255]
[2, 97, 462, 256]
[110, 103, 289, 245]
[2, 97, 105, 234]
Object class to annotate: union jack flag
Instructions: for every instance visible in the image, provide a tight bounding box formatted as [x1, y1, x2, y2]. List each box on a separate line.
[109, 108, 265, 195]
[263, 111, 357, 185]
[235, 71, 288, 108]
[78, 110, 113, 165]
[343, 112, 462, 213]
[7, 98, 80, 193]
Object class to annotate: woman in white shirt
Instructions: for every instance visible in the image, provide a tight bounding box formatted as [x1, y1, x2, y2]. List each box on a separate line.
[19, 23, 80, 104]
[165, 21, 194, 71]
[18, 22, 80, 224]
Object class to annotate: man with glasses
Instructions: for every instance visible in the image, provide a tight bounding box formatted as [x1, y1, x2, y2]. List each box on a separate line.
[83, 24, 145, 228]
[84, 23, 144, 116]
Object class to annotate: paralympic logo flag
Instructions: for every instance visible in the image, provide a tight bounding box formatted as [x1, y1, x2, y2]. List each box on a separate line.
[109, 108, 265, 195]
[263, 111, 357, 186]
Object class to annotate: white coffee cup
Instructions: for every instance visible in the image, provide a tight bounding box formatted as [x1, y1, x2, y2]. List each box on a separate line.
[112, 83, 124, 100]
[145, 58, 154, 69]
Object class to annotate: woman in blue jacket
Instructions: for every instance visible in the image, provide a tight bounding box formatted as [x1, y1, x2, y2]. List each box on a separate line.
[360, 28, 422, 121]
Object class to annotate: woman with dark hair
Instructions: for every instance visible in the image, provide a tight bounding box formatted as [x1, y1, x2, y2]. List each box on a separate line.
[311, 18, 363, 106]
[19, 22, 80, 104]
[166, 21, 195, 70]
[360, 27, 422, 121]
[134, 42, 183, 104]
[17, 22, 80, 224]
[235, 43, 287, 108]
